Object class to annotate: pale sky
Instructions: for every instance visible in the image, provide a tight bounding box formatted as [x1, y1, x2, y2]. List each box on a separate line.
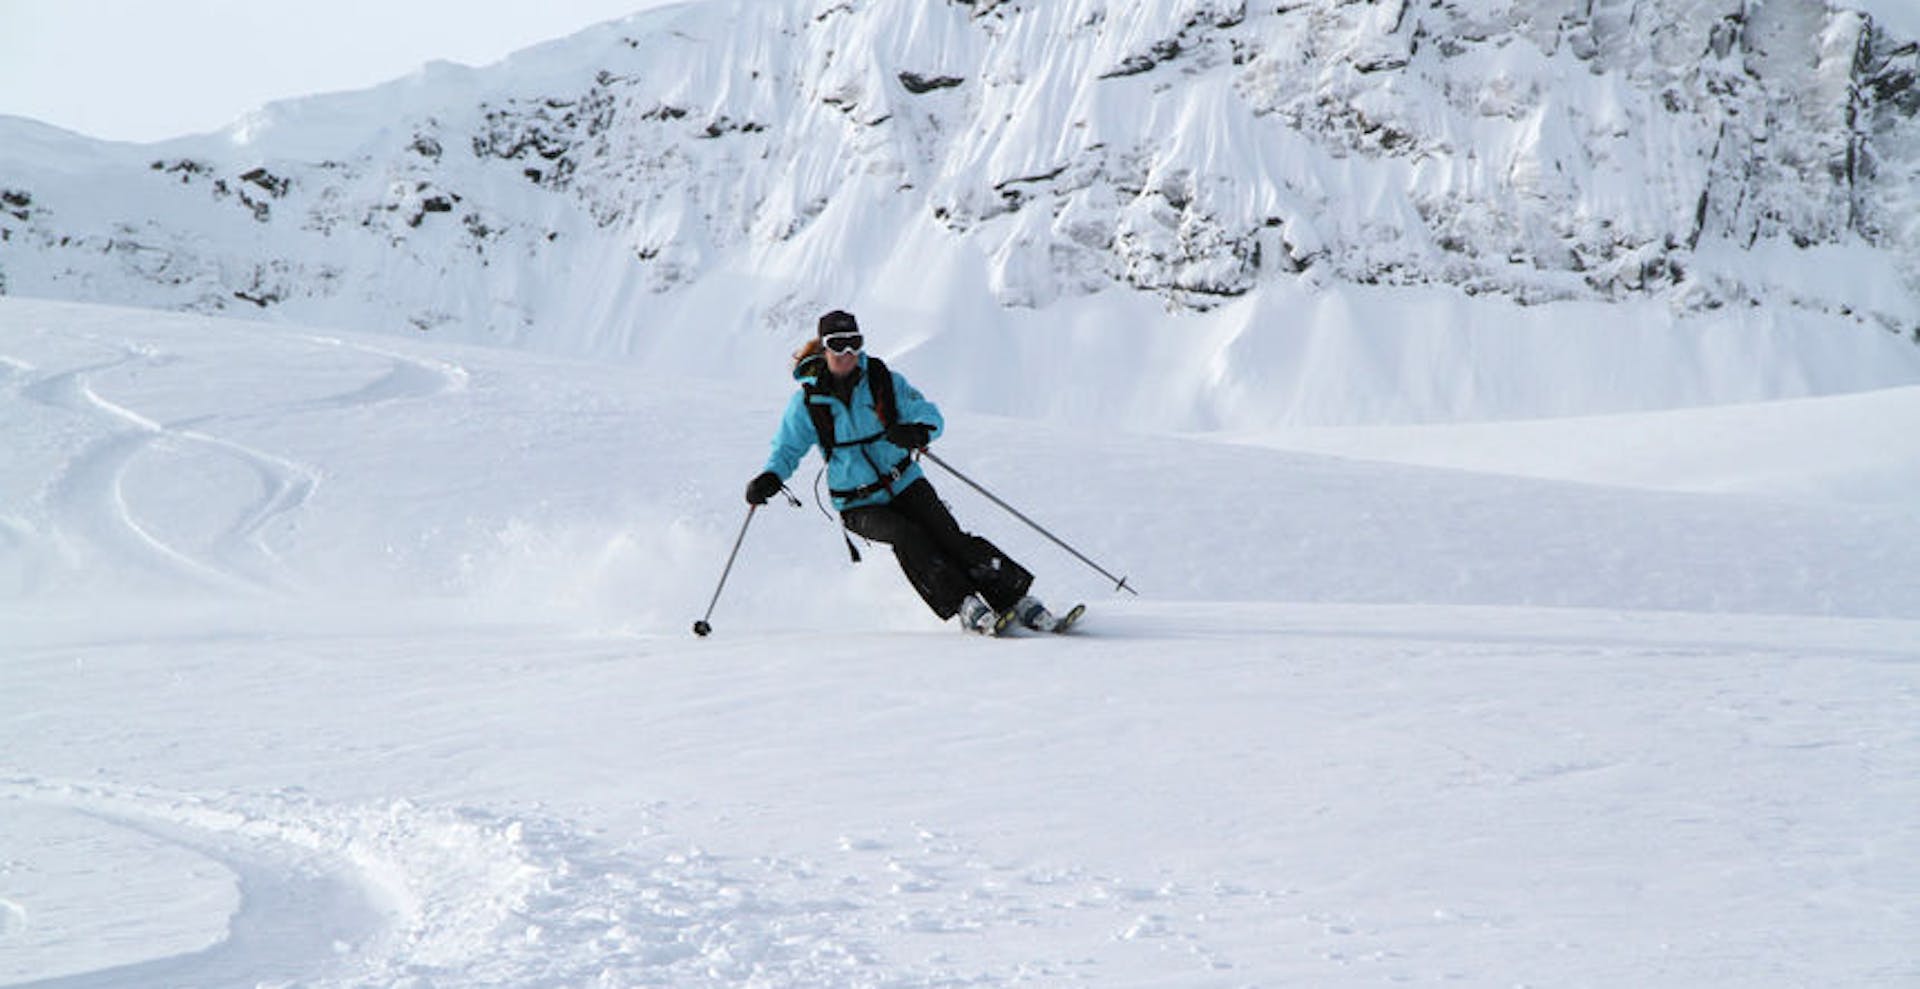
[0, 1, 682, 143]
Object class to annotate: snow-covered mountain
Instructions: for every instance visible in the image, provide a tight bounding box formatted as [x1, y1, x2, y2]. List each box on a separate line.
[4, 0, 1920, 427]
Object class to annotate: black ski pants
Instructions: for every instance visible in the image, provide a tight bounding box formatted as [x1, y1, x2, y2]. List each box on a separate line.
[841, 477, 1032, 619]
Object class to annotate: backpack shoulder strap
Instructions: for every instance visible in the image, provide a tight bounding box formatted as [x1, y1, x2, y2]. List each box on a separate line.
[801, 382, 837, 457]
[864, 355, 898, 427]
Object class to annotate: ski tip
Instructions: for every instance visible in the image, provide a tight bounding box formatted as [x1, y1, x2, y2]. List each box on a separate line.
[1052, 603, 1087, 633]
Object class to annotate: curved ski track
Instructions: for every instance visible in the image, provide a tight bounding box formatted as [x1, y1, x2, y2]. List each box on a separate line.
[7, 336, 465, 595]
[1, 776, 1235, 988]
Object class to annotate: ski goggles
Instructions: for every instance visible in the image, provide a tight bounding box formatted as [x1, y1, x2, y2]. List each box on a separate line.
[822, 331, 864, 354]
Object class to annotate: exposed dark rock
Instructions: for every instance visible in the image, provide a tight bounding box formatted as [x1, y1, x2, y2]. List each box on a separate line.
[240, 168, 290, 197]
[1101, 40, 1183, 79]
[899, 71, 965, 93]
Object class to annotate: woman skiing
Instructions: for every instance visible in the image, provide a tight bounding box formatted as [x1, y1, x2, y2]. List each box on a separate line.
[745, 310, 1066, 634]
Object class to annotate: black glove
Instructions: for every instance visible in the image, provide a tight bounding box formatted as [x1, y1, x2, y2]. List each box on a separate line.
[745, 470, 783, 505]
[885, 422, 933, 450]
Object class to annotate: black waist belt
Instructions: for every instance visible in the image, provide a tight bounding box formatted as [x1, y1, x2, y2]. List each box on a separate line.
[831, 456, 912, 502]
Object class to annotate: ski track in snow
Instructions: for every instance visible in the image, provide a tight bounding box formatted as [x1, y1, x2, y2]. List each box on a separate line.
[25, 354, 278, 592]
[5, 334, 465, 596]
[0, 776, 1272, 987]
[1, 787, 387, 989]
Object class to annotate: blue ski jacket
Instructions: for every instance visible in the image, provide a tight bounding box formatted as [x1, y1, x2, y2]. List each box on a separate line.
[763, 353, 943, 511]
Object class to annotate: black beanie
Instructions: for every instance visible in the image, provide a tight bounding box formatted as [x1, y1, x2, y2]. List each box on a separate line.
[818, 310, 859, 337]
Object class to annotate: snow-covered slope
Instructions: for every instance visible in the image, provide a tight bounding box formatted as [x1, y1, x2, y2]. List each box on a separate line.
[5, 293, 1917, 616]
[3, 297, 1918, 987]
[5, 0, 1920, 427]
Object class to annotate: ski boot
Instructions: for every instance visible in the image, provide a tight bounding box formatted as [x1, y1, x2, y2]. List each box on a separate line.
[1013, 595, 1086, 633]
[958, 593, 1014, 636]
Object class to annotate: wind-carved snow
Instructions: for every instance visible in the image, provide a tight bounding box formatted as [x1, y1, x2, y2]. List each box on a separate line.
[2, 0, 1918, 428]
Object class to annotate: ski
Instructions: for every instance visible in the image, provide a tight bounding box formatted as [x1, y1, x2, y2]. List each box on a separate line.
[971, 602, 1080, 636]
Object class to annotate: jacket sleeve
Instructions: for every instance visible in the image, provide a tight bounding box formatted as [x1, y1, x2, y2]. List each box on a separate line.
[763, 391, 817, 479]
[890, 369, 945, 443]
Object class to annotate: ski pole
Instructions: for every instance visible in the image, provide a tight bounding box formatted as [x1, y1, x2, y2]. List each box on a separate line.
[692, 504, 757, 637]
[920, 449, 1138, 596]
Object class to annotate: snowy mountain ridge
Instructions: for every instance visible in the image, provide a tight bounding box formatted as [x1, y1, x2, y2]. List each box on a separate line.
[4, 0, 1920, 427]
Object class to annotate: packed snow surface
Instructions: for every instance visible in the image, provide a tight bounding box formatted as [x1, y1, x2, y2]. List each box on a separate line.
[3, 296, 1917, 987]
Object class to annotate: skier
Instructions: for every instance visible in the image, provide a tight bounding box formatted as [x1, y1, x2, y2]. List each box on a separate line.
[745, 310, 1069, 635]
